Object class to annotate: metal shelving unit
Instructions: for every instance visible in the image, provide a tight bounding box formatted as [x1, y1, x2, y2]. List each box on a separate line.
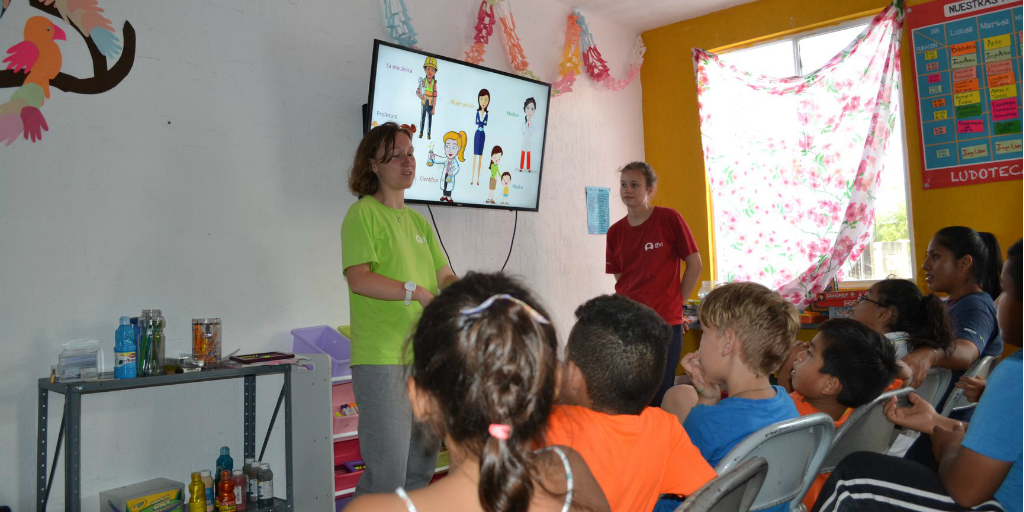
[37, 365, 295, 512]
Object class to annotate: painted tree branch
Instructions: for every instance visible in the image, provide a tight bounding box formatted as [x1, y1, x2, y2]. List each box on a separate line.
[0, 0, 135, 93]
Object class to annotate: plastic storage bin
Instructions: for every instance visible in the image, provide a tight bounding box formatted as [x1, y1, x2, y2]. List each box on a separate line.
[332, 382, 359, 435]
[291, 325, 352, 378]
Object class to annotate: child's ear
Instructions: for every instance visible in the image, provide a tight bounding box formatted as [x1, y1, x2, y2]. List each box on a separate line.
[822, 375, 843, 399]
[721, 328, 737, 356]
[407, 377, 434, 422]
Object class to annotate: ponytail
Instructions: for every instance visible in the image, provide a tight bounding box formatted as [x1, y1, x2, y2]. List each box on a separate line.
[977, 232, 1003, 300]
[457, 131, 467, 162]
[480, 431, 532, 512]
[932, 226, 1003, 300]
[875, 278, 954, 354]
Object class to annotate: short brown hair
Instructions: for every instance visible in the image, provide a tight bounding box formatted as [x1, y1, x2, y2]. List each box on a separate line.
[348, 122, 413, 197]
[618, 161, 658, 189]
[698, 282, 799, 377]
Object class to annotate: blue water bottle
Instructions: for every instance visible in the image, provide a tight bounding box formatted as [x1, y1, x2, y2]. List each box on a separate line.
[114, 316, 137, 379]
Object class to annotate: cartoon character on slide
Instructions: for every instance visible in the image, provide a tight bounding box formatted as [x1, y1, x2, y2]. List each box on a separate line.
[433, 130, 466, 203]
[416, 56, 438, 139]
[500, 172, 512, 205]
[519, 97, 537, 172]
[486, 145, 502, 204]
[471, 88, 490, 185]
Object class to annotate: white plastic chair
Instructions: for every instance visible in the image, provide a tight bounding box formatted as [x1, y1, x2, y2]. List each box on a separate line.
[674, 456, 769, 512]
[940, 355, 996, 417]
[913, 367, 952, 409]
[714, 413, 834, 512]
[818, 386, 912, 473]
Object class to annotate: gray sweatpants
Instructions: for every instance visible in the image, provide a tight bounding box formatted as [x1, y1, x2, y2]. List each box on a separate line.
[351, 364, 440, 496]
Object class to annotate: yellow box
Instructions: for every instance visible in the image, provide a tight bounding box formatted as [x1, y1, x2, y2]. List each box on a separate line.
[991, 84, 1018, 101]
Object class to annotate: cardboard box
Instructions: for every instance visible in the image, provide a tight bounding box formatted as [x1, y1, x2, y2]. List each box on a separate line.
[100, 478, 184, 512]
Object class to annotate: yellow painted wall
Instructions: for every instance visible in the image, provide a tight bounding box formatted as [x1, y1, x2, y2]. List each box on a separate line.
[641, 0, 1023, 296]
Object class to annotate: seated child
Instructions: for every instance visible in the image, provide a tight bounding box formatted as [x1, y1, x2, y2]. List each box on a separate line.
[346, 272, 610, 512]
[789, 318, 901, 509]
[661, 282, 800, 512]
[544, 294, 716, 512]
[813, 239, 1022, 512]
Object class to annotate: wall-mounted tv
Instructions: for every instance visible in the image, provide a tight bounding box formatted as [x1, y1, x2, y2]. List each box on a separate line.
[367, 39, 551, 212]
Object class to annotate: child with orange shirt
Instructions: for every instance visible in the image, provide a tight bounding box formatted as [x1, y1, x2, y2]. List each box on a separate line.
[789, 318, 901, 509]
[544, 294, 716, 512]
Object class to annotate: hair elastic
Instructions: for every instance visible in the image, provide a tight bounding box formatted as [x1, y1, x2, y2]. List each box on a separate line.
[488, 423, 512, 440]
[459, 294, 551, 324]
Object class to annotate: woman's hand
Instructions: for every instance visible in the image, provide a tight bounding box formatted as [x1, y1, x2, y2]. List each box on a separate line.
[884, 392, 939, 434]
[901, 346, 940, 388]
[681, 353, 720, 404]
[955, 376, 987, 403]
[413, 285, 435, 308]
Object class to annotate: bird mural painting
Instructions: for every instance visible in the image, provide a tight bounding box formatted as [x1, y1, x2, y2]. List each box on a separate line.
[42, 0, 121, 58]
[0, 16, 65, 145]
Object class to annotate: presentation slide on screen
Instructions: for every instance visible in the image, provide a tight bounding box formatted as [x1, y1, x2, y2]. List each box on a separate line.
[369, 42, 549, 210]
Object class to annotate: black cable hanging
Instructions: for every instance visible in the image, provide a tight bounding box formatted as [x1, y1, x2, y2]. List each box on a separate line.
[427, 205, 456, 277]
[501, 210, 518, 272]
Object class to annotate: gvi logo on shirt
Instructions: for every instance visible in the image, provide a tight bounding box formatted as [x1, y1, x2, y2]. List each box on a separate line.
[415, 235, 427, 244]
[644, 242, 664, 251]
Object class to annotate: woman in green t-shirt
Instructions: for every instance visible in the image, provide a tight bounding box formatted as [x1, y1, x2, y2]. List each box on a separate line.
[341, 122, 457, 496]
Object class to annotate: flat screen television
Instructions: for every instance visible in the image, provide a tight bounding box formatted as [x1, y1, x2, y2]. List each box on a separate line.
[367, 39, 551, 212]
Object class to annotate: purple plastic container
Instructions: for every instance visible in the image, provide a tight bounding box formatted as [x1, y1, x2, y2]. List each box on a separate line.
[291, 325, 352, 378]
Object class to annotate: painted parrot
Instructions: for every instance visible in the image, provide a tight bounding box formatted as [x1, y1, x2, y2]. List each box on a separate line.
[43, 0, 121, 58]
[0, 16, 65, 145]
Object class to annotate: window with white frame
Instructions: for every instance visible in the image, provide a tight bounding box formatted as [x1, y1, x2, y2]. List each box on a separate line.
[717, 20, 914, 282]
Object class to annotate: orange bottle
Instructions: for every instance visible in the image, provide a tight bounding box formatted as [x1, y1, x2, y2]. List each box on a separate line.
[216, 470, 236, 512]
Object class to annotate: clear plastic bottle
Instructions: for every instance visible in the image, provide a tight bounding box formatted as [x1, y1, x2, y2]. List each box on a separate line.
[151, 309, 166, 372]
[137, 310, 153, 376]
[256, 463, 273, 507]
[231, 469, 247, 511]
[246, 460, 260, 504]
[200, 469, 214, 512]
[114, 317, 137, 379]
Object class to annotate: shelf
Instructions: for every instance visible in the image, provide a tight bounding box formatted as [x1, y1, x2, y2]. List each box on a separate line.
[39, 365, 291, 395]
[333, 430, 358, 441]
[331, 374, 352, 383]
[249, 497, 290, 511]
[333, 467, 449, 498]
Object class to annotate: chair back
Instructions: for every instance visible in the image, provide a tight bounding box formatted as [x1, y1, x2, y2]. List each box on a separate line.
[914, 367, 952, 409]
[820, 387, 912, 473]
[675, 456, 769, 512]
[714, 413, 834, 511]
[940, 356, 996, 417]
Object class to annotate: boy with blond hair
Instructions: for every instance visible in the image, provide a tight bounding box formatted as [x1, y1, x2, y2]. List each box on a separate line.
[663, 281, 801, 462]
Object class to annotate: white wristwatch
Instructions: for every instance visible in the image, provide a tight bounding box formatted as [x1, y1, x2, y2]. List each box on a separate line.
[404, 281, 417, 306]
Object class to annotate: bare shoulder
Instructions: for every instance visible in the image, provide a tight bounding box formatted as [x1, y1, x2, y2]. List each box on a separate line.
[344, 492, 406, 512]
[535, 445, 611, 512]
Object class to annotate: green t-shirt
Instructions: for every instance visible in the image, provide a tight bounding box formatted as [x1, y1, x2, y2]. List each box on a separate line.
[340, 196, 448, 366]
[490, 163, 501, 179]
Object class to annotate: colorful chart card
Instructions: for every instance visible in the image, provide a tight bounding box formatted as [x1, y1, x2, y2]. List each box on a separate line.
[909, 0, 1022, 189]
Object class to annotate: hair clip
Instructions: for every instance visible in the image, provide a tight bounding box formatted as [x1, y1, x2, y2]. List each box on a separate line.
[459, 294, 551, 324]
[488, 423, 512, 440]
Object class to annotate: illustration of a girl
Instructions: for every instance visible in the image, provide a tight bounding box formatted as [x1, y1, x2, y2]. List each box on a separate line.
[471, 89, 490, 186]
[520, 97, 537, 172]
[486, 145, 502, 204]
[436, 130, 466, 203]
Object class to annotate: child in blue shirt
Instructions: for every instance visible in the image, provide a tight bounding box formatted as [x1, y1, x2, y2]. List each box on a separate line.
[661, 282, 801, 512]
[813, 238, 1023, 512]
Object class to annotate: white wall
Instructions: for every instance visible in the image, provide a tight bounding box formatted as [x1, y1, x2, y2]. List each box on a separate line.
[0, 0, 642, 509]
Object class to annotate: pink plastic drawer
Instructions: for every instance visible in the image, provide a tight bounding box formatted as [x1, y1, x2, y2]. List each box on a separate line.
[334, 438, 362, 468]
[335, 468, 363, 494]
[332, 383, 359, 435]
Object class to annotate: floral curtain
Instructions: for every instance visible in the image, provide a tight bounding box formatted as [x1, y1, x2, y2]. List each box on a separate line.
[694, 2, 904, 307]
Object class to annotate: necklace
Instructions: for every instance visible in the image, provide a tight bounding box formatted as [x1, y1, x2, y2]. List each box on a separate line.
[729, 387, 774, 399]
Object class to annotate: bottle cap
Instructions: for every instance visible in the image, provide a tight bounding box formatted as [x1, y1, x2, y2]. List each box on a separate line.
[220, 446, 230, 455]
[201, 470, 211, 476]
[244, 457, 254, 463]
[191, 472, 201, 479]
[233, 469, 243, 475]
[120, 316, 130, 325]
[260, 463, 269, 469]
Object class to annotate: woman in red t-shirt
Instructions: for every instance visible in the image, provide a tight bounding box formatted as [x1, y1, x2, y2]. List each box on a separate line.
[605, 161, 703, 406]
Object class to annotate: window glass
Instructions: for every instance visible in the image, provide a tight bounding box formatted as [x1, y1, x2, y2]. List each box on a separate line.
[720, 40, 797, 78]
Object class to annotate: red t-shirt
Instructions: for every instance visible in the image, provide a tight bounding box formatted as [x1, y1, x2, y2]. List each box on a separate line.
[544, 405, 716, 512]
[606, 207, 699, 325]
